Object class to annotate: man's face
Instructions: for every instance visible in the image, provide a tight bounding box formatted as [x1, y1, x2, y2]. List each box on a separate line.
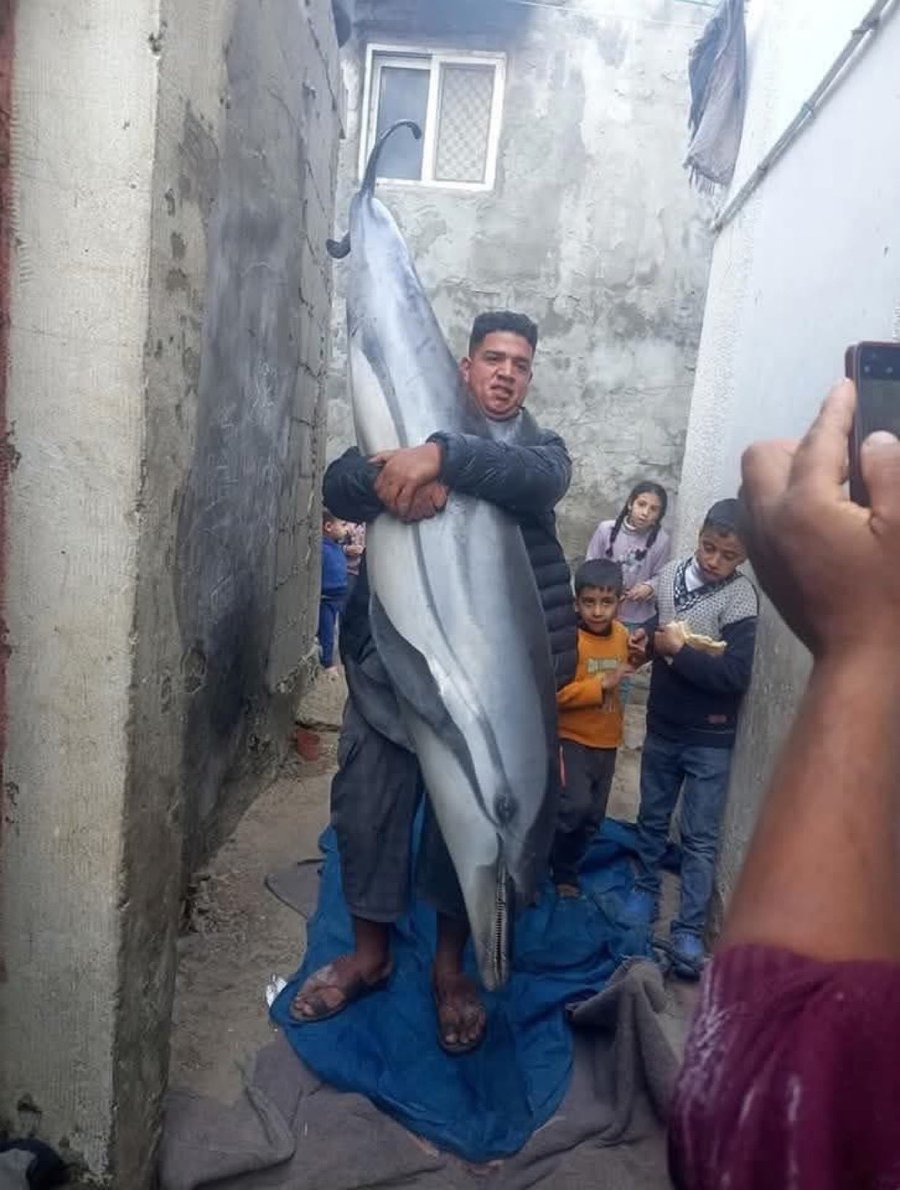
[695, 529, 747, 582]
[460, 331, 534, 421]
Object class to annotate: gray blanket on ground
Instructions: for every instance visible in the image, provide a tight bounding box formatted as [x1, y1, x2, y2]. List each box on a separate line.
[159, 958, 681, 1190]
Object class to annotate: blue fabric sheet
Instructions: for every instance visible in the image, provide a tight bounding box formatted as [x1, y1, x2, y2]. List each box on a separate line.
[272, 819, 678, 1162]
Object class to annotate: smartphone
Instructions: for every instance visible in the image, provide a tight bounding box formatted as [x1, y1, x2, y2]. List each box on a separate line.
[845, 341, 900, 504]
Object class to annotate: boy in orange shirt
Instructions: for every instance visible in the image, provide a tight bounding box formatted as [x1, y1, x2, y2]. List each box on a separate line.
[550, 558, 632, 897]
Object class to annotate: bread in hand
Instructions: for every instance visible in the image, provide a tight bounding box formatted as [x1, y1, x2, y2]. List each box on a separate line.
[669, 620, 727, 655]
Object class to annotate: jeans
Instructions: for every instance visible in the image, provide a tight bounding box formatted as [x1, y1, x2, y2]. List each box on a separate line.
[318, 595, 345, 667]
[634, 732, 733, 935]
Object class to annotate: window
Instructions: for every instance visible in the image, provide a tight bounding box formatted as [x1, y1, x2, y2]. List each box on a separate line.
[359, 45, 506, 191]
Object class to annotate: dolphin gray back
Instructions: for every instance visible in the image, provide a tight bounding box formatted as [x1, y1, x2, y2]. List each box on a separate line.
[346, 190, 485, 450]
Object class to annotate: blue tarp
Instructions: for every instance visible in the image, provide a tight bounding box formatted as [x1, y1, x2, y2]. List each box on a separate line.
[272, 819, 676, 1162]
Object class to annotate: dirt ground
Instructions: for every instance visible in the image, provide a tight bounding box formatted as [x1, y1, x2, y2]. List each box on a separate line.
[168, 669, 692, 1105]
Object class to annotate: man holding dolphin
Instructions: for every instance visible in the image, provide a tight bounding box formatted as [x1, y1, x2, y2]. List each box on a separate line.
[290, 311, 576, 1053]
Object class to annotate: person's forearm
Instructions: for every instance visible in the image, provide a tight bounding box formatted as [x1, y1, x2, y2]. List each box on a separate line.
[430, 432, 571, 512]
[722, 648, 900, 962]
[323, 452, 384, 523]
[670, 620, 755, 694]
[556, 676, 604, 709]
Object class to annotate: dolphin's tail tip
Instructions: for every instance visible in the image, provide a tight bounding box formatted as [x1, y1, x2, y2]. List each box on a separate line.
[326, 232, 351, 259]
[362, 119, 423, 193]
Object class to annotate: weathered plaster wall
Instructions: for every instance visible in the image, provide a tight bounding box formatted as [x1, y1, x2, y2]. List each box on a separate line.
[0, 0, 342, 1182]
[676, 0, 900, 918]
[329, 0, 712, 556]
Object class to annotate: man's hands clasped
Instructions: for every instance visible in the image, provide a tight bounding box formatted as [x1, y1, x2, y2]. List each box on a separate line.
[372, 443, 447, 522]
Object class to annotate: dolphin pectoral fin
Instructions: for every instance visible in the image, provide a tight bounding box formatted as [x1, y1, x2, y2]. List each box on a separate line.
[369, 593, 454, 737]
[327, 232, 351, 259]
[369, 593, 490, 820]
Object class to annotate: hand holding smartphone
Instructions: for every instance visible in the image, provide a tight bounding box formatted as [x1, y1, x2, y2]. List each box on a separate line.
[845, 341, 900, 505]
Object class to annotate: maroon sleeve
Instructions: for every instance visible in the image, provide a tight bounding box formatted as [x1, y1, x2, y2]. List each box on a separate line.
[669, 944, 900, 1190]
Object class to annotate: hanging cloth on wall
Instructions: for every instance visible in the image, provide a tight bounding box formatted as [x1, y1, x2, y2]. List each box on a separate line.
[684, 0, 748, 192]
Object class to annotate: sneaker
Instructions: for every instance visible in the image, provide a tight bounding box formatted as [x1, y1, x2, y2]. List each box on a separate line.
[669, 929, 706, 980]
[618, 887, 657, 927]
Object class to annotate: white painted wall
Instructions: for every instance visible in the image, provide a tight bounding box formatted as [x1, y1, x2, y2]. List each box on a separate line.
[0, 0, 158, 1169]
[677, 0, 900, 910]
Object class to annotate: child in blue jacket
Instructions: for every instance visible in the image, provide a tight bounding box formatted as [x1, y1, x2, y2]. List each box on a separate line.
[319, 508, 348, 669]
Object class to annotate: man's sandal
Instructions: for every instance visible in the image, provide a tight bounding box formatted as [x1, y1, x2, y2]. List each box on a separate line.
[432, 974, 486, 1056]
[288, 959, 392, 1023]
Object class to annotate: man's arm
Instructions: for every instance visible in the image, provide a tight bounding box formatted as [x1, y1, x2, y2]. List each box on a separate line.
[325, 447, 448, 525]
[428, 428, 572, 514]
[323, 448, 384, 524]
[665, 616, 757, 695]
[721, 383, 900, 962]
[671, 383, 900, 1190]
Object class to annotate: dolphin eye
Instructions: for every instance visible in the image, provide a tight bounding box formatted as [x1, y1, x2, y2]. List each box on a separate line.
[494, 794, 517, 824]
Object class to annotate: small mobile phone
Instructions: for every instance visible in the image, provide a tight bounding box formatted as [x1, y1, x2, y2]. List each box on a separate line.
[845, 341, 900, 505]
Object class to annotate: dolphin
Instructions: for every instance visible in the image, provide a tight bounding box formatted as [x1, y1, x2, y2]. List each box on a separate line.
[328, 121, 557, 989]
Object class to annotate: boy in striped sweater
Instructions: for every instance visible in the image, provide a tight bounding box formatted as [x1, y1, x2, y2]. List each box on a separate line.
[622, 499, 758, 977]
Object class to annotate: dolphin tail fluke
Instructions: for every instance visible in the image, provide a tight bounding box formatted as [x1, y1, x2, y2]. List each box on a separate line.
[326, 121, 421, 258]
[362, 119, 422, 193]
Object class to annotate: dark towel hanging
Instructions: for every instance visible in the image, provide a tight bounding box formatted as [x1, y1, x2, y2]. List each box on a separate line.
[684, 0, 748, 193]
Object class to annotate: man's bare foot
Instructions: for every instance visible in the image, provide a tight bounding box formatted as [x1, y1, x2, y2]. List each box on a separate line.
[289, 953, 392, 1022]
[555, 881, 581, 899]
[432, 969, 486, 1055]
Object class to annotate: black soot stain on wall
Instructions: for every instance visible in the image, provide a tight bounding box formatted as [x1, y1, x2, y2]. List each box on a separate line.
[175, 3, 307, 866]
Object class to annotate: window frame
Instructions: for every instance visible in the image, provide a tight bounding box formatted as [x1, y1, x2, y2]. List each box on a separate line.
[358, 43, 507, 192]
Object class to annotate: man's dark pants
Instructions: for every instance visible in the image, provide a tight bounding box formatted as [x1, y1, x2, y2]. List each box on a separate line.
[331, 701, 466, 923]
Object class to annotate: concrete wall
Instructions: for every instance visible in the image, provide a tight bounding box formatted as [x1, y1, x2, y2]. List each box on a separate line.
[0, 0, 341, 1182]
[676, 0, 900, 915]
[0, 1, 160, 1174]
[329, 0, 713, 556]
[168, 0, 341, 877]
